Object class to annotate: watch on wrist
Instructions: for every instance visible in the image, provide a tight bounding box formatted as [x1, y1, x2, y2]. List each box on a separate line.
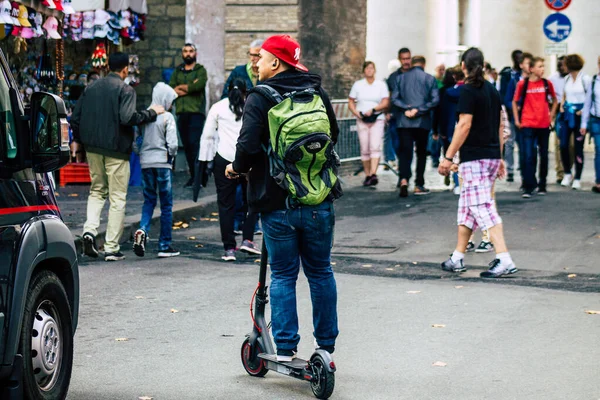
[444, 156, 453, 162]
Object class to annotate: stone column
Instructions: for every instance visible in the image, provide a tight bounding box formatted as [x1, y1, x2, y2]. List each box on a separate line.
[299, 0, 367, 99]
[186, 0, 226, 106]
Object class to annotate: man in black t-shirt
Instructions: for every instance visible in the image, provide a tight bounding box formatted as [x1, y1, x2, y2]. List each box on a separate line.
[438, 48, 518, 279]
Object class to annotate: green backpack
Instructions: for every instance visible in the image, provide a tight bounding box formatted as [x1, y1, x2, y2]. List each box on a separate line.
[254, 85, 343, 208]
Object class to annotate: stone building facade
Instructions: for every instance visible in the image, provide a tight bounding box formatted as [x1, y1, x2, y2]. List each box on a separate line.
[129, 0, 187, 107]
[187, 0, 367, 105]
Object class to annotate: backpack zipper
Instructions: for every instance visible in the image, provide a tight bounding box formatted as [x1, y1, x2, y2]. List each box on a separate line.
[274, 109, 327, 154]
[307, 153, 317, 190]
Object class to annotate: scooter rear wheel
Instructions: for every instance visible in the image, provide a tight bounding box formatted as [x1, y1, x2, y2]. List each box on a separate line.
[241, 338, 268, 377]
[310, 354, 335, 399]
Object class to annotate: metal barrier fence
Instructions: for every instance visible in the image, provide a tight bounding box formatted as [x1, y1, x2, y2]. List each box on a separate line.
[331, 100, 361, 162]
[331, 99, 398, 177]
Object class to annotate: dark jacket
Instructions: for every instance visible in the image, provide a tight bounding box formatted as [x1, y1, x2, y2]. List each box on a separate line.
[232, 70, 339, 213]
[169, 63, 208, 115]
[391, 66, 440, 130]
[71, 72, 157, 160]
[434, 82, 463, 138]
[386, 68, 403, 121]
[221, 63, 260, 99]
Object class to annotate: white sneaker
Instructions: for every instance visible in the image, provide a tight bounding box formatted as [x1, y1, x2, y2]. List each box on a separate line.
[561, 174, 573, 187]
[572, 180, 581, 190]
[453, 186, 461, 195]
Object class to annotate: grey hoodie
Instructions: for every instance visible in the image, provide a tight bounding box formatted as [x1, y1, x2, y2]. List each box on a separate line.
[135, 83, 178, 169]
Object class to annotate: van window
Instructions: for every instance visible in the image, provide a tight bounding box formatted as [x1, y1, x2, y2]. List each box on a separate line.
[0, 66, 17, 159]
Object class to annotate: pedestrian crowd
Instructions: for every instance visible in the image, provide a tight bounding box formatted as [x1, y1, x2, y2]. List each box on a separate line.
[72, 40, 268, 262]
[68, 32, 600, 370]
[351, 48, 600, 200]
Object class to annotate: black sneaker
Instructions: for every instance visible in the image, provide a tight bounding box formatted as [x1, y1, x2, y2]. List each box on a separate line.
[105, 251, 125, 262]
[82, 232, 99, 258]
[314, 339, 335, 354]
[370, 174, 379, 186]
[184, 178, 194, 188]
[441, 256, 466, 273]
[362, 176, 371, 186]
[240, 240, 261, 255]
[133, 229, 146, 257]
[480, 259, 518, 278]
[507, 173, 514, 182]
[592, 186, 600, 194]
[158, 246, 180, 258]
[399, 184, 408, 198]
[466, 241, 476, 253]
[538, 186, 547, 195]
[522, 191, 533, 199]
[475, 241, 494, 253]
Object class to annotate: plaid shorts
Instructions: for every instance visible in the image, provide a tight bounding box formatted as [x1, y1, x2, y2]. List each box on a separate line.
[457, 159, 502, 231]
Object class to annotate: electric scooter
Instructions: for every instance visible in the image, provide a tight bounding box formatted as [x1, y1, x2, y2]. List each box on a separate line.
[240, 242, 336, 399]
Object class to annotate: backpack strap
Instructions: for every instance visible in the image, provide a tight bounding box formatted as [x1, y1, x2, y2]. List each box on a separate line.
[252, 84, 284, 105]
[542, 78, 551, 105]
[518, 78, 530, 119]
[592, 75, 597, 111]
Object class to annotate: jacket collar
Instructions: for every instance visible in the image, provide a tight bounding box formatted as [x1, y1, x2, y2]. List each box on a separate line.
[178, 62, 201, 72]
[107, 72, 123, 81]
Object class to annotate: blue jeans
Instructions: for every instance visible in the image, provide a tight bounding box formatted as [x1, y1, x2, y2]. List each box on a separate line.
[560, 112, 585, 179]
[261, 201, 338, 351]
[504, 122, 517, 174]
[139, 168, 173, 250]
[384, 118, 398, 162]
[521, 128, 550, 191]
[589, 117, 600, 184]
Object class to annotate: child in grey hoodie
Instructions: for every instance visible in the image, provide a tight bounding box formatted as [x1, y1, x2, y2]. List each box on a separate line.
[133, 82, 180, 258]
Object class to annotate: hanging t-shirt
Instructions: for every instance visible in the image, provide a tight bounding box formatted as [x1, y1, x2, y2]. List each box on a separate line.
[513, 79, 556, 129]
[109, 0, 148, 14]
[72, 0, 104, 11]
[349, 78, 389, 120]
[456, 80, 502, 163]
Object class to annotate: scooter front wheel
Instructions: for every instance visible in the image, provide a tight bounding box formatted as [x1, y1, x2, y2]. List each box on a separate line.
[241, 338, 268, 377]
[310, 354, 335, 399]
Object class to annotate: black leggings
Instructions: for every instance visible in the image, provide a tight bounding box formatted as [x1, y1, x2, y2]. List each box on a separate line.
[213, 154, 258, 250]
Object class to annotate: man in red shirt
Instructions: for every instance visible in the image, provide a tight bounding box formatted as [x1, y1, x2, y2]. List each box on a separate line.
[513, 57, 558, 198]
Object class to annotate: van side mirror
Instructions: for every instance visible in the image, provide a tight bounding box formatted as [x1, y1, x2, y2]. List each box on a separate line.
[30, 92, 70, 173]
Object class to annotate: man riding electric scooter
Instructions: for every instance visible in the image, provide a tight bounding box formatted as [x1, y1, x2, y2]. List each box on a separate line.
[226, 34, 342, 399]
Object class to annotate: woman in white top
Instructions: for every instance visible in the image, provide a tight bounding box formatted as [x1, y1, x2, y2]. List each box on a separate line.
[348, 61, 390, 186]
[559, 54, 592, 190]
[200, 78, 261, 261]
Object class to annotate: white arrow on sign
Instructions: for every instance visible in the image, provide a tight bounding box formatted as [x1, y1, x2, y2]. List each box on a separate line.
[546, 20, 570, 36]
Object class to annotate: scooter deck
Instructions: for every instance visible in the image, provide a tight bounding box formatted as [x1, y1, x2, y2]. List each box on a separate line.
[258, 353, 309, 369]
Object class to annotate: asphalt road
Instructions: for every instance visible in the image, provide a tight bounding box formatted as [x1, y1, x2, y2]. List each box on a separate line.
[67, 184, 600, 400]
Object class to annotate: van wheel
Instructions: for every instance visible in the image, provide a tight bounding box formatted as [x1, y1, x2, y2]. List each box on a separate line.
[19, 270, 73, 400]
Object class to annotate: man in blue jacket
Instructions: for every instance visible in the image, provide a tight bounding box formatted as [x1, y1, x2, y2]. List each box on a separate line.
[392, 55, 439, 197]
[221, 39, 264, 99]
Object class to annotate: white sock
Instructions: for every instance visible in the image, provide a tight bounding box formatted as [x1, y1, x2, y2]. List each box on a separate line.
[451, 250, 465, 263]
[497, 252, 513, 265]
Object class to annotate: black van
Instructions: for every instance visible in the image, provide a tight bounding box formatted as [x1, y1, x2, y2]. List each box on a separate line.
[0, 48, 78, 399]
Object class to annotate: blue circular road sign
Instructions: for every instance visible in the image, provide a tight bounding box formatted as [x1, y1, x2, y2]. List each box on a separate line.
[543, 13, 571, 43]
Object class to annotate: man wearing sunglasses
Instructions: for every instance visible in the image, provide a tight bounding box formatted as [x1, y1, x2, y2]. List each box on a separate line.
[222, 38, 264, 99]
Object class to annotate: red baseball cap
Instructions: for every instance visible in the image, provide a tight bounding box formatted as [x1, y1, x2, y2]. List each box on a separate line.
[261, 34, 308, 72]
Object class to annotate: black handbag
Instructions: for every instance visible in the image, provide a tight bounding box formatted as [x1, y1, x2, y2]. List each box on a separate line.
[360, 111, 381, 123]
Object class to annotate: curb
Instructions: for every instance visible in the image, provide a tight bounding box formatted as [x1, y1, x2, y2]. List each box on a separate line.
[73, 194, 218, 255]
